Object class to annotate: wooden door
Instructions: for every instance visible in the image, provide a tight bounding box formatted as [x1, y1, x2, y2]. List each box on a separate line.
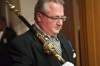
[78, 0, 100, 66]
[63, 0, 80, 66]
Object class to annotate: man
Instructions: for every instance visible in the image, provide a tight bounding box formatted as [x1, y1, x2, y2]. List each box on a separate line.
[0, 16, 7, 43]
[0, 16, 17, 44]
[0, 16, 17, 65]
[8, 0, 75, 66]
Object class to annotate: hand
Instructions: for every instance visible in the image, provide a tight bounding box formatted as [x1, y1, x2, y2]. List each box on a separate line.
[62, 61, 74, 66]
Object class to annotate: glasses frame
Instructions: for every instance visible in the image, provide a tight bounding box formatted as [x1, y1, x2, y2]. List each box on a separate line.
[39, 12, 67, 22]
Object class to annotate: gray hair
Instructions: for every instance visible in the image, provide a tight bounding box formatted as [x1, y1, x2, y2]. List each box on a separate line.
[34, 0, 64, 21]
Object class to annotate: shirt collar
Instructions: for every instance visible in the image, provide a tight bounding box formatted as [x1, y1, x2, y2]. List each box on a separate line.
[34, 23, 57, 39]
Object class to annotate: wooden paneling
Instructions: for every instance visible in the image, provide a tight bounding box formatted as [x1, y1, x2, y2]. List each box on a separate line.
[78, 0, 89, 66]
[0, 0, 6, 16]
[94, 0, 100, 65]
[78, 0, 100, 66]
[64, 0, 80, 66]
[72, 0, 80, 66]
[85, 0, 97, 66]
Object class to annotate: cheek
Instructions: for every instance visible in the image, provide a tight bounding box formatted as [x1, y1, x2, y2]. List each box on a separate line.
[41, 19, 56, 29]
[48, 23, 57, 30]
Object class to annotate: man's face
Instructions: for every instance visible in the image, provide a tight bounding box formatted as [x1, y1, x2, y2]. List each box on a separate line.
[37, 2, 65, 36]
[0, 20, 6, 31]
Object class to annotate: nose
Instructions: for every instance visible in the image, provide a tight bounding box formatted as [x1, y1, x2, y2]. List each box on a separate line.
[56, 19, 63, 26]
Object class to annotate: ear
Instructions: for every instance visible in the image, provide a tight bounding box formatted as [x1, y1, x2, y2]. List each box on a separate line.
[36, 12, 42, 22]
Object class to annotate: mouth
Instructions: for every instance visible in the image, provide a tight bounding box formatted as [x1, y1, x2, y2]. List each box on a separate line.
[56, 26, 62, 30]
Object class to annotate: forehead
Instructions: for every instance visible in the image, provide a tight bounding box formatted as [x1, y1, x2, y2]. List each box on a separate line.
[46, 2, 64, 15]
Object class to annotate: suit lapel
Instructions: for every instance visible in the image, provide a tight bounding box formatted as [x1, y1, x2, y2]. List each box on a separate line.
[58, 33, 69, 61]
[28, 30, 44, 54]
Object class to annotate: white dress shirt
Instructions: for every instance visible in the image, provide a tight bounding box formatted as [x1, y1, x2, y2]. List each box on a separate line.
[0, 31, 4, 41]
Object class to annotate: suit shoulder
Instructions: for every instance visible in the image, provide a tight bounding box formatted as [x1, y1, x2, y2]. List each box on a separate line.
[11, 30, 35, 45]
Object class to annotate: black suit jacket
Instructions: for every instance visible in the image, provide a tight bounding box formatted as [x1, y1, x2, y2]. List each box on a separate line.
[0, 27, 17, 44]
[8, 30, 74, 66]
[0, 27, 17, 66]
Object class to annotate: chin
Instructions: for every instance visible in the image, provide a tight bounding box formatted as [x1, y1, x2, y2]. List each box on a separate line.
[52, 29, 60, 35]
[54, 31, 60, 34]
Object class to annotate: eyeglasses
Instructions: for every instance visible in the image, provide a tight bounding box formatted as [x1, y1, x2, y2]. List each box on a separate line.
[39, 12, 67, 22]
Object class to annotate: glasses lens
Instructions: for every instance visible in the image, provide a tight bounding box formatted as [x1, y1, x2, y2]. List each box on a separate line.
[49, 16, 67, 22]
[39, 12, 67, 22]
[61, 16, 67, 22]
